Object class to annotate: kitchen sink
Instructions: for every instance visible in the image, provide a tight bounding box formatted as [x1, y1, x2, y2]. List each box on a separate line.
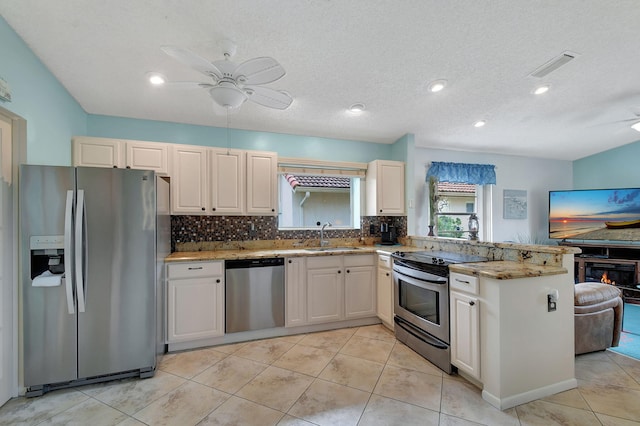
[304, 247, 361, 252]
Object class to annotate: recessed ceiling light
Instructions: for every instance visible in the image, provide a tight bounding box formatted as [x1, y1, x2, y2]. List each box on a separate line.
[147, 72, 166, 85]
[631, 121, 640, 132]
[348, 103, 365, 113]
[533, 85, 550, 95]
[473, 120, 487, 128]
[428, 79, 447, 93]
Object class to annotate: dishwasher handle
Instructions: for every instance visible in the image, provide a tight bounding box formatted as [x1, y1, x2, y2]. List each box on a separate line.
[225, 257, 285, 269]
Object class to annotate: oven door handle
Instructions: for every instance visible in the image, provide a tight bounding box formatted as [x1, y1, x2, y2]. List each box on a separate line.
[395, 316, 448, 349]
[393, 265, 448, 286]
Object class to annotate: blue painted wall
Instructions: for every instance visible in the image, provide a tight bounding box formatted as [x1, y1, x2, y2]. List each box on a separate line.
[573, 140, 640, 189]
[0, 16, 86, 165]
[87, 114, 392, 162]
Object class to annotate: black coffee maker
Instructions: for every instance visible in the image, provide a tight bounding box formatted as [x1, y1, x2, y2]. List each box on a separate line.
[380, 223, 397, 245]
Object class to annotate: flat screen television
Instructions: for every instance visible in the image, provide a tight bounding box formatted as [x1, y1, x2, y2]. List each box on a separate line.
[549, 188, 640, 241]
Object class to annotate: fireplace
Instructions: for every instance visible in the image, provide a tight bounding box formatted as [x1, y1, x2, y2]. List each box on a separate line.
[584, 261, 635, 285]
[574, 256, 640, 304]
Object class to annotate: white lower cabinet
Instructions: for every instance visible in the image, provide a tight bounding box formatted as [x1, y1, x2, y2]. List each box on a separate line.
[344, 255, 376, 319]
[166, 261, 224, 343]
[450, 272, 480, 380]
[306, 256, 343, 323]
[376, 253, 394, 328]
[287, 254, 375, 326]
[285, 257, 307, 327]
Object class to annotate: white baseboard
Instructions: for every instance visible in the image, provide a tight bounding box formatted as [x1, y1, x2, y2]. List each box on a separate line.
[482, 378, 578, 410]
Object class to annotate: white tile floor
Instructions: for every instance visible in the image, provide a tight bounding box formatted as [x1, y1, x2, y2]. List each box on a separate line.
[2, 324, 640, 425]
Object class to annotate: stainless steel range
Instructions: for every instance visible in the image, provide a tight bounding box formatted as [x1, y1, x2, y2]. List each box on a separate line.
[391, 250, 488, 374]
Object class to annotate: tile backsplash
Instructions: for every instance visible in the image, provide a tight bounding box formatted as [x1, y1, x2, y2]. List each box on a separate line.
[171, 215, 407, 252]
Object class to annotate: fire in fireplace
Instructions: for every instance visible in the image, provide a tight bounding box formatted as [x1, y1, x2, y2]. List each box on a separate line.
[600, 272, 615, 285]
[585, 261, 634, 287]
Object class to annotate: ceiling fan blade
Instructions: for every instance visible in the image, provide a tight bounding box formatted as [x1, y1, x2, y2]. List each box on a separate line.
[245, 86, 293, 109]
[590, 117, 640, 127]
[161, 45, 223, 80]
[164, 82, 215, 90]
[234, 57, 286, 85]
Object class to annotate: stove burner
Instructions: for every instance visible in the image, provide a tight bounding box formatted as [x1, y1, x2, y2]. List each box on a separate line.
[392, 250, 488, 266]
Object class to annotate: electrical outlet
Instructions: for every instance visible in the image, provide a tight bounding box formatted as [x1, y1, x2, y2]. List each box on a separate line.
[547, 295, 557, 312]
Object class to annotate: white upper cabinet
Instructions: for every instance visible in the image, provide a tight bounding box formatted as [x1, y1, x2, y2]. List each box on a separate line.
[209, 148, 245, 214]
[73, 136, 278, 217]
[73, 136, 124, 169]
[125, 140, 169, 175]
[246, 151, 277, 215]
[365, 160, 405, 216]
[171, 145, 208, 214]
[171, 145, 277, 216]
[73, 136, 169, 175]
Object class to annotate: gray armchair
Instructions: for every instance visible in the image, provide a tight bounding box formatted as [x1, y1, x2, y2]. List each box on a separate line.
[574, 282, 623, 355]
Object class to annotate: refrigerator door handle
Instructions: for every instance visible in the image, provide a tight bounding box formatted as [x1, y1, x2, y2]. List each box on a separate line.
[64, 190, 75, 315]
[75, 189, 87, 313]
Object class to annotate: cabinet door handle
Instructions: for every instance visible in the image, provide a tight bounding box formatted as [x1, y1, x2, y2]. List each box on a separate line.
[455, 278, 470, 284]
[212, 207, 216, 211]
[346, 269, 350, 273]
[188, 266, 203, 270]
[386, 272, 390, 276]
[288, 260, 292, 264]
[201, 207, 205, 211]
[216, 279, 221, 283]
[338, 270, 342, 274]
[469, 301, 475, 306]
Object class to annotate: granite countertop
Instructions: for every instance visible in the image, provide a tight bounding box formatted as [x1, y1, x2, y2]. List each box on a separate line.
[166, 242, 571, 280]
[165, 245, 418, 262]
[449, 261, 568, 280]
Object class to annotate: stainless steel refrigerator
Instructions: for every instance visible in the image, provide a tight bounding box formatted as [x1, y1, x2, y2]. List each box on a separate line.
[20, 165, 167, 396]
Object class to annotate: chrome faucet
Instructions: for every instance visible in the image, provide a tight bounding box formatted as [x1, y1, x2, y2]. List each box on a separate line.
[320, 222, 332, 247]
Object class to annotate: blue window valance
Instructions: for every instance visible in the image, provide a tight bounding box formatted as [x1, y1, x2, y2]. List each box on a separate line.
[426, 162, 496, 185]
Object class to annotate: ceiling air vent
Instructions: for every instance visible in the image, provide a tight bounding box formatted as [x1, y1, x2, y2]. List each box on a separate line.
[530, 53, 576, 78]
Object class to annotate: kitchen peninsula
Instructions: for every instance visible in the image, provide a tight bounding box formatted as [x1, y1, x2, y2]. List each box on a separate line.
[166, 237, 579, 410]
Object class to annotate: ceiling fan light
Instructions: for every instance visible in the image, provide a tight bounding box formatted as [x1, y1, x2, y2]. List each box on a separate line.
[631, 121, 640, 132]
[348, 103, 365, 113]
[209, 84, 248, 109]
[428, 79, 447, 93]
[474, 120, 487, 128]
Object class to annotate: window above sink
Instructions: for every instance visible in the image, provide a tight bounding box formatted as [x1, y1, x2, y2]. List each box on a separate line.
[277, 158, 366, 231]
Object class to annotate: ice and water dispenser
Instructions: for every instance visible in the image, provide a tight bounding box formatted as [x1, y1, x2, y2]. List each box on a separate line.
[30, 235, 65, 287]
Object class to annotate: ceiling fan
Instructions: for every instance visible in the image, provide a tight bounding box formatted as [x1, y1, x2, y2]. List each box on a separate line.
[591, 108, 640, 132]
[608, 113, 640, 132]
[161, 41, 293, 111]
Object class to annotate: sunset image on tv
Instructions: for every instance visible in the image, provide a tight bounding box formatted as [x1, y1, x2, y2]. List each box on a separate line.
[549, 189, 640, 240]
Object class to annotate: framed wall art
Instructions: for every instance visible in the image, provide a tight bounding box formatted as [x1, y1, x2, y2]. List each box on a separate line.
[503, 189, 527, 219]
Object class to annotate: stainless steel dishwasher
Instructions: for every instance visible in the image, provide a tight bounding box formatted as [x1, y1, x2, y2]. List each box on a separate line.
[225, 258, 285, 333]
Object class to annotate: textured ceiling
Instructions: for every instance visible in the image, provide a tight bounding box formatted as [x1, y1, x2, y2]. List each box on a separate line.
[2, 0, 640, 161]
